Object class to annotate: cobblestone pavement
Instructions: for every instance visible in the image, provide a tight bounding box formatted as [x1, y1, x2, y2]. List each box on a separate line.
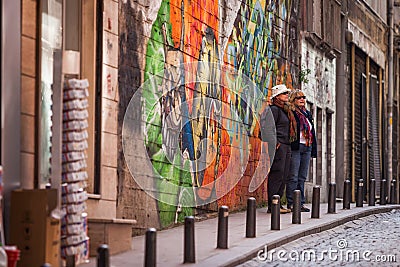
[238, 209, 400, 267]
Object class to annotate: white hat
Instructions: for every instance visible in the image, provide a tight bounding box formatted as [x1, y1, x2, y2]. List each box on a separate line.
[270, 84, 291, 99]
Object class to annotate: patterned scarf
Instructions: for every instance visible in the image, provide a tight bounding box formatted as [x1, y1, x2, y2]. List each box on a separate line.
[272, 98, 297, 143]
[295, 105, 313, 146]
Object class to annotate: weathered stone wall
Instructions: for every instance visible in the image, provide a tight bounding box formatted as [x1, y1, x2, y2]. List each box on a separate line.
[348, 0, 387, 68]
[300, 39, 336, 202]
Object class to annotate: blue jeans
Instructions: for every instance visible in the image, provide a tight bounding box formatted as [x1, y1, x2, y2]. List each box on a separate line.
[287, 144, 312, 206]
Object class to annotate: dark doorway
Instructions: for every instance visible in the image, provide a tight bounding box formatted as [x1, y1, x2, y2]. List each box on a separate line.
[307, 102, 314, 183]
[316, 107, 322, 185]
[326, 110, 333, 185]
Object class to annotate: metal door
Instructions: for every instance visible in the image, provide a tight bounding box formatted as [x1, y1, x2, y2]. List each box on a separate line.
[368, 75, 381, 196]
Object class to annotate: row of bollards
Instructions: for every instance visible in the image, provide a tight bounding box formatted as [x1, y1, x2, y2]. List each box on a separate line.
[95, 178, 398, 267]
[342, 178, 399, 207]
[139, 185, 325, 266]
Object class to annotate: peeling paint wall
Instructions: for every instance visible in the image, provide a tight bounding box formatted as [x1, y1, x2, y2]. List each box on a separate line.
[119, 0, 300, 229]
[300, 39, 336, 203]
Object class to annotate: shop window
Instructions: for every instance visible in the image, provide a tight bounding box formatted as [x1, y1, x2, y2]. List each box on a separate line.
[38, 0, 101, 193]
[38, 0, 63, 187]
[64, 0, 102, 194]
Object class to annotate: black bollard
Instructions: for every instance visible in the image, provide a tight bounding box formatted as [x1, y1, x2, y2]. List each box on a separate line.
[66, 256, 75, 267]
[390, 179, 397, 204]
[217, 206, 229, 249]
[343, 180, 351, 209]
[380, 179, 387, 205]
[369, 179, 376, 206]
[356, 179, 364, 207]
[184, 216, 195, 263]
[97, 244, 110, 267]
[328, 183, 336, 213]
[390, 180, 395, 204]
[292, 190, 301, 224]
[246, 197, 256, 238]
[271, 195, 280, 230]
[311, 186, 320, 218]
[145, 228, 157, 267]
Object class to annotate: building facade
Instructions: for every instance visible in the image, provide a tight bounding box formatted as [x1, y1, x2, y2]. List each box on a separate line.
[2, 0, 134, 259]
[298, 0, 341, 202]
[337, 0, 398, 202]
[1, 0, 400, 264]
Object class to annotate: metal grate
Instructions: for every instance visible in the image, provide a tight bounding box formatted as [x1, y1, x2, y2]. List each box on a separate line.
[354, 48, 366, 188]
[368, 75, 381, 196]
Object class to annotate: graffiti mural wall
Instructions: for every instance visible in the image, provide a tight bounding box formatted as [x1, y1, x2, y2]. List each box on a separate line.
[119, 0, 300, 228]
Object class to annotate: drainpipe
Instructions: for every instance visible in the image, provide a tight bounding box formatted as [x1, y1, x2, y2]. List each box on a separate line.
[2, 0, 21, 243]
[388, 0, 394, 185]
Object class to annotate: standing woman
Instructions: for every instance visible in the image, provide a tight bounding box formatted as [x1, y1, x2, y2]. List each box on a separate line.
[286, 90, 317, 212]
[267, 84, 297, 213]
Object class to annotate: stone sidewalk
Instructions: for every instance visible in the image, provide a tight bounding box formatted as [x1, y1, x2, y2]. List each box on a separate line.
[81, 203, 400, 267]
[239, 209, 400, 266]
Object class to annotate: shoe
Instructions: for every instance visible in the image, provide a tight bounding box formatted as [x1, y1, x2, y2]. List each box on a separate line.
[267, 207, 291, 213]
[300, 205, 310, 212]
[280, 206, 291, 214]
[287, 205, 293, 211]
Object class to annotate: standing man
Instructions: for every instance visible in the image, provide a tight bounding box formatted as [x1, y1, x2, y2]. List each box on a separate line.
[267, 84, 297, 213]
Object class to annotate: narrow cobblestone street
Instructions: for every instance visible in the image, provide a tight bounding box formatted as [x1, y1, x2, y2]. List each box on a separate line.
[240, 210, 400, 266]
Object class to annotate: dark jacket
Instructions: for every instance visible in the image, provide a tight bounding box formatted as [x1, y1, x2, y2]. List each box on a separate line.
[270, 105, 291, 145]
[291, 108, 317, 158]
[259, 105, 277, 154]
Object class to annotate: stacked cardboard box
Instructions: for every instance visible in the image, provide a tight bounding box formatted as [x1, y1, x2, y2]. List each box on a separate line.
[10, 189, 60, 266]
[61, 79, 90, 264]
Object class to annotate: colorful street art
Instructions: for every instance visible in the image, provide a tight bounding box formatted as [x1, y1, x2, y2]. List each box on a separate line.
[144, 0, 299, 227]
